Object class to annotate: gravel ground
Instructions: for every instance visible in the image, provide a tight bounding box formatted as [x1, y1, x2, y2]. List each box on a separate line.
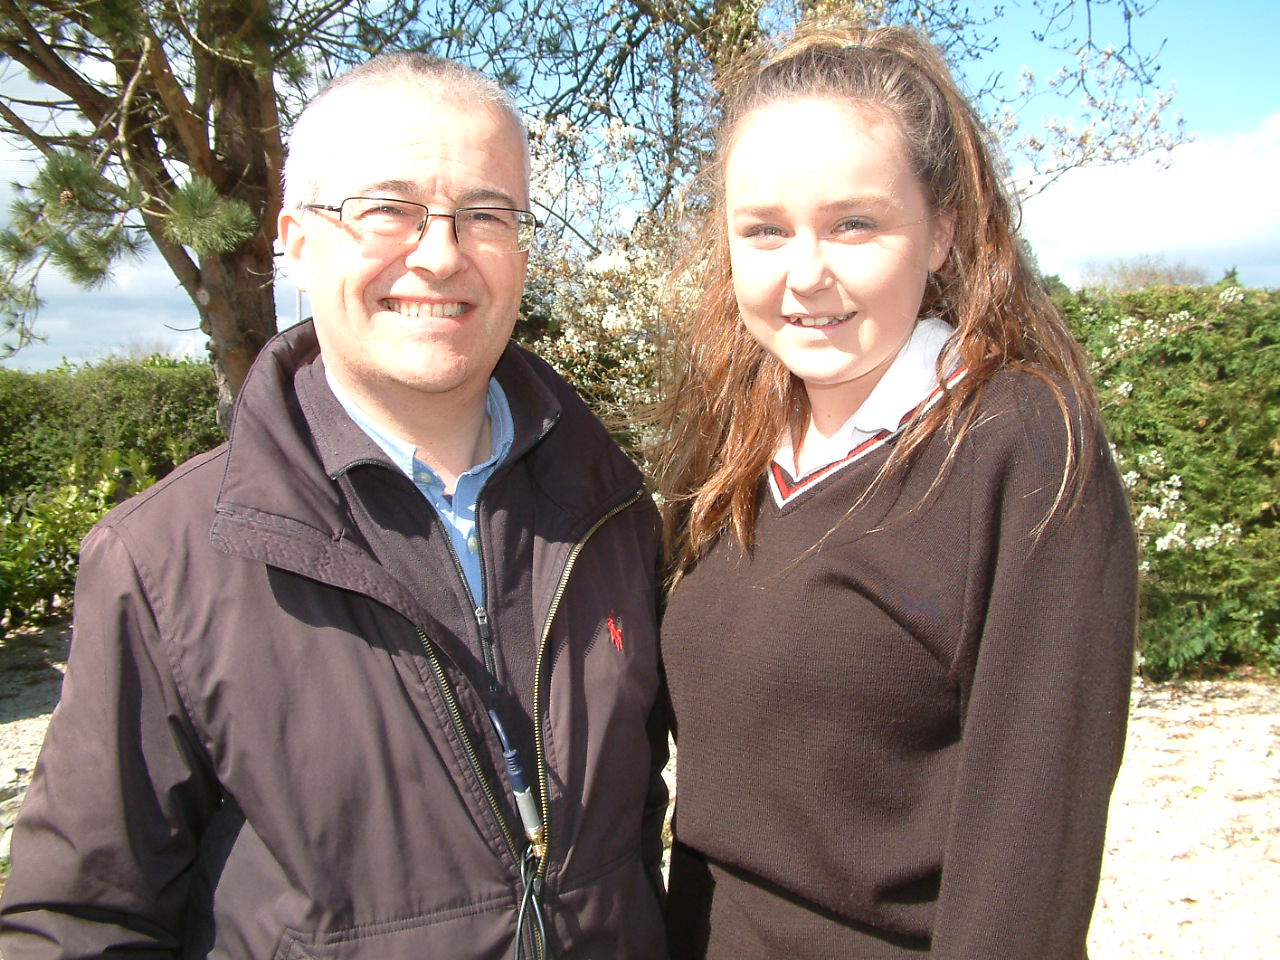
[2, 623, 1277, 957]
[1087, 677, 1280, 957]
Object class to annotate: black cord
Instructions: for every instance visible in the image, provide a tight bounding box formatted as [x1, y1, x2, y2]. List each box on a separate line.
[514, 846, 555, 960]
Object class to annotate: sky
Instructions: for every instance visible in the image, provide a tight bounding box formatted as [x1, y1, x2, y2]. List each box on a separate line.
[998, 0, 1280, 289]
[2, 0, 1277, 371]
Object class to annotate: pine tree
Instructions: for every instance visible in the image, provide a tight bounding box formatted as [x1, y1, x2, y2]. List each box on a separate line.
[0, 0, 427, 418]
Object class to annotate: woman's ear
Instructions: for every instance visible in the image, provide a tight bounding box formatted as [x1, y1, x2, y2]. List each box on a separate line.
[930, 209, 957, 272]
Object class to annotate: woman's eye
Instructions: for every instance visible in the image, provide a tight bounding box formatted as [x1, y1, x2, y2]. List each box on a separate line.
[738, 223, 787, 243]
[833, 217, 876, 237]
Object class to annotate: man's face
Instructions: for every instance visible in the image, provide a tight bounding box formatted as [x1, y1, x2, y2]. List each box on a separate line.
[278, 85, 530, 417]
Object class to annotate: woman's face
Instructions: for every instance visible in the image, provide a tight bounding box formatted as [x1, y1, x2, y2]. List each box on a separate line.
[724, 97, 953, 428]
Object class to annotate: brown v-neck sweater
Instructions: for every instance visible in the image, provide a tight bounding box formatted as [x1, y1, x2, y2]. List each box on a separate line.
[662, 369, 1137, 959]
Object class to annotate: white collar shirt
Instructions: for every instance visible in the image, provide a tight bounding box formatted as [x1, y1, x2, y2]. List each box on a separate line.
[775, 316, 957, 483]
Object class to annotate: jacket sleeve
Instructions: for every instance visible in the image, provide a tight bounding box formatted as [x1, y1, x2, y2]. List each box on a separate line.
[930, 399, 1138, 959]
[0, 524, 221, 958]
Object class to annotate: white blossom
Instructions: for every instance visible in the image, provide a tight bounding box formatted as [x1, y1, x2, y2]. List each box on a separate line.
[587, 250, 629, 274]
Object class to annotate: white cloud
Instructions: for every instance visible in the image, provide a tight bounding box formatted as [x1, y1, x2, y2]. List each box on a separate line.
[3, 243, 302, 372]
[1, 254, 205, 371]
[1, 252, 309, 372]
[1019, 112, 1280, 288]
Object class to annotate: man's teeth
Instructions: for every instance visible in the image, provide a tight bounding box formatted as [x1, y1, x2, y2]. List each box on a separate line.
[789, 311, 853, 328]
[383, 300, 464, 318]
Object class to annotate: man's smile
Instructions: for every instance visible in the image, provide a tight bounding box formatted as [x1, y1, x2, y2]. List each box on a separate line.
[380, 298, 467, 318]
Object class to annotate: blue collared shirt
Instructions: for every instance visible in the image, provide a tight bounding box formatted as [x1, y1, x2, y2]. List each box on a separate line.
[326, 371, 514, 605]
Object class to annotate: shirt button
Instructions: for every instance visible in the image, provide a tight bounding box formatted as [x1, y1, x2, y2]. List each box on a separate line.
[467, 534, 479, 553]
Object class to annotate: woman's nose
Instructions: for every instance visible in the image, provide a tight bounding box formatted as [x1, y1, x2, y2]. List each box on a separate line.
[783, 236, 833, 297]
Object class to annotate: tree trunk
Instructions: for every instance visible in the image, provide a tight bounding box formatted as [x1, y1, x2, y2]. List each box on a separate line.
[197, 231, 279, 427]
[199, 11, 285, 426]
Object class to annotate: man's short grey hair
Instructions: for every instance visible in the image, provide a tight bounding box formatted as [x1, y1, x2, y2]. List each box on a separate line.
[281, 53, 526, 210]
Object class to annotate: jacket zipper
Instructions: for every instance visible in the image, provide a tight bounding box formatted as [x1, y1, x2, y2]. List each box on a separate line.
[426, 509, 544, 956]
[416, 627, 521, 867]
[430, 507, 500, 694]
[420, 485, 643, 960]
[475, 604, 498, 693]
[531, 488, 645, 884]
[418, 628, 547, 960]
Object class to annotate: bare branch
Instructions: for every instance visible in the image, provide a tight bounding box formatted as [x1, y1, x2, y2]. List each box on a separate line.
[0, 100, 59, 159]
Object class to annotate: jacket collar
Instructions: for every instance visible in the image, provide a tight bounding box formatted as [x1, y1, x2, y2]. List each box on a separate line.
[293, 334, 563, 485]
[209, 320, 640, 607]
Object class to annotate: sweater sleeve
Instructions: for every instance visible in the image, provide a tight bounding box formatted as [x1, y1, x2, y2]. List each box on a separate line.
[0, 524, 221, 958]
[930, 386, 1137, 959]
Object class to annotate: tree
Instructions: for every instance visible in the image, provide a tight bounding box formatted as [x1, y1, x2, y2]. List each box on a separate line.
[1, 0, 1186, 410]
[0, 0, 433, 418]
[1082, 253, 1209, 291]
[422, 0, 1186, 223]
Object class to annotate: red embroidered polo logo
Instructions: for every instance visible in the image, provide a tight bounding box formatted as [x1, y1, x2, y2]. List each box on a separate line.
[607, 613, 624, 651]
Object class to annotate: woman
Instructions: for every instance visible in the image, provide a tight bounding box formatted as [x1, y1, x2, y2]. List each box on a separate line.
[656, 22, 1137, 960]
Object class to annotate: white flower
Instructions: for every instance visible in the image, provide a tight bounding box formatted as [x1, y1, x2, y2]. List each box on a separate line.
[586, 250, 629, 274]
[1154, 522, 1188, 552]
[600, 305, 629, 332]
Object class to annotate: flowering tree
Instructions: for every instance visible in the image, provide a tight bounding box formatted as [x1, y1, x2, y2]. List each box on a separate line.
[505, 0, 1185, 458]
[2, 0, 1183, 414]
[430, 0, 1186, 212]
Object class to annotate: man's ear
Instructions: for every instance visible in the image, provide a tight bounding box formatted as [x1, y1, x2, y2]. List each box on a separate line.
[929, 209, 956, 272]
[277, 208, 309, 292]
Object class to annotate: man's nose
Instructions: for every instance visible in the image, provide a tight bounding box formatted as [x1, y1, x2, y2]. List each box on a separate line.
[405, 215, 466, 275]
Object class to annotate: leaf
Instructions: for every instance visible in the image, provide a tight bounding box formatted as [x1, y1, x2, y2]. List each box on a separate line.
[162, 178, 257, 255]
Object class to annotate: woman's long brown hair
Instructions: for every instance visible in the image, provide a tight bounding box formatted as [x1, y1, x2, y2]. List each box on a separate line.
[653, 21, 1099, 582]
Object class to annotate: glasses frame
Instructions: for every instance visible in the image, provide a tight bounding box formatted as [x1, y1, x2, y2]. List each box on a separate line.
[302, 196, 542, 253]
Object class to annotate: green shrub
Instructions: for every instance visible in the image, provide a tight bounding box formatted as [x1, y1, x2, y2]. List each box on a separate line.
[0, 355, 221, 504]
[1068, 282, 1280, 678]
[0, 452, 155, 632]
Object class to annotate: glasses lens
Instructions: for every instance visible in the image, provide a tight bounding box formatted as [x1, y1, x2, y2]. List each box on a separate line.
[456, 208, 537, 253]
[340, 198, 428, 244]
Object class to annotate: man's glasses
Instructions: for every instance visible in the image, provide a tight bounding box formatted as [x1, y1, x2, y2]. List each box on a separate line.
[303, 197, 541, 254]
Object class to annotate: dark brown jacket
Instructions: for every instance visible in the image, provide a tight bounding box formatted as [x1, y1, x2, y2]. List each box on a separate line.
[0, 322, 669, 959]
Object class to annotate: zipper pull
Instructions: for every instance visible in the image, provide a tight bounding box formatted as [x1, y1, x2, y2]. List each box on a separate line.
[476, 606, 499, 694]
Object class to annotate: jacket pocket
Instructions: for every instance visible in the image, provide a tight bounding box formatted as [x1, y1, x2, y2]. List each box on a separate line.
[270, 894, 516, 960]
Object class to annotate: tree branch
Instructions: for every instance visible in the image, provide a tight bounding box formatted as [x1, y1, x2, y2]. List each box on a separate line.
[0, 100, 59, 160]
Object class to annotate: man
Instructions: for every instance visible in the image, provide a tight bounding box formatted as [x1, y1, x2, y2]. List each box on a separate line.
[0, 54, 668, 959]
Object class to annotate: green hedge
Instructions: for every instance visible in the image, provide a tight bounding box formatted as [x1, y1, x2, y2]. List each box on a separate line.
[1069, 281, 1280, 678]
[1, 291, 1277, 678]
[1, 453, 155, 629]
[0, 355, 222, 504]
[0, 356, 222, 632]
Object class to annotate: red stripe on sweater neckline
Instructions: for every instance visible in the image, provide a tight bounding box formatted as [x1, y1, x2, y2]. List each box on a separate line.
[768, 365, 968, 505]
